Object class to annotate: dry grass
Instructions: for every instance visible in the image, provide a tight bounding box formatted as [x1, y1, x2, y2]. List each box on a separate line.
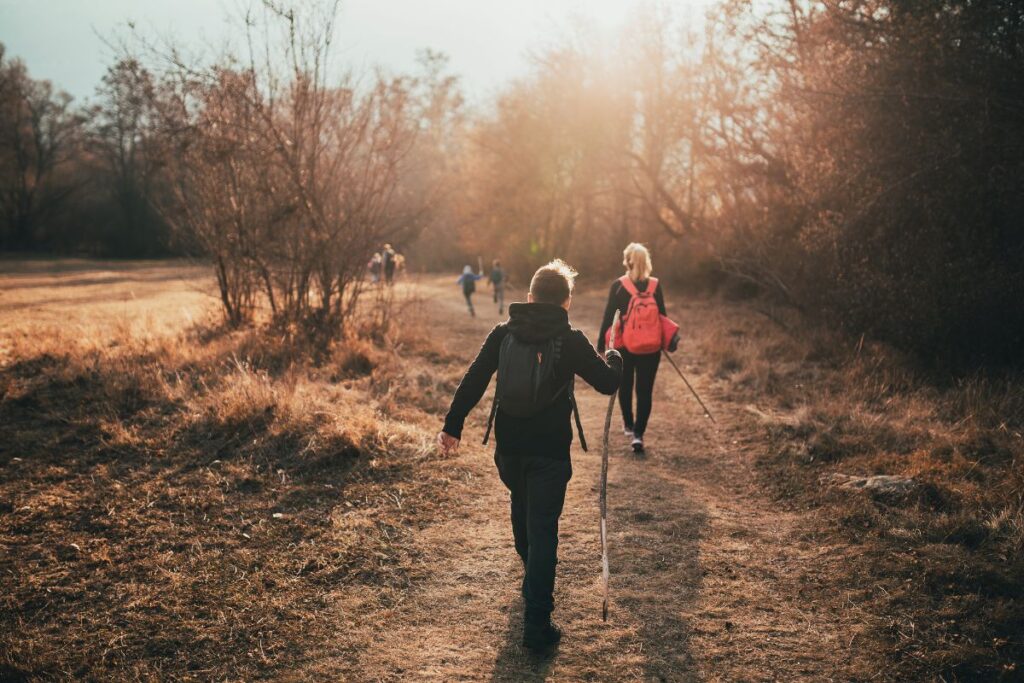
[4, 260, 1022, 680]
[0, 262, 472, 680]
[691, 297, 1024, 680]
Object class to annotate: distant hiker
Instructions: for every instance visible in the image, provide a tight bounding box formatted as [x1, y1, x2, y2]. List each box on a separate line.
[437, 259, 622, 653]
[394, 253, 406, 280]
[382, 243, 397, 284]
[457, 265, 484, 316]
[489, 259, 506, 315]
[368, 253, 383, 283]
[598, 242, 679, 453]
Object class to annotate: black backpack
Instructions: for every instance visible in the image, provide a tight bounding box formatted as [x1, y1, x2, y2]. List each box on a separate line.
[482, 333, 588, 451]
[463, 276, 476, 294]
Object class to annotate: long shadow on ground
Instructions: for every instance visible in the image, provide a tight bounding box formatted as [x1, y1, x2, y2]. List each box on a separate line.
[489, 593, 555, 683]
[484, 449, 707, 682]
[614, 450, 707, 682]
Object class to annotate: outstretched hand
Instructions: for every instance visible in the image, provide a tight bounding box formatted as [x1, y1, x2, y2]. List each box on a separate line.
[437, 431, 460, 455]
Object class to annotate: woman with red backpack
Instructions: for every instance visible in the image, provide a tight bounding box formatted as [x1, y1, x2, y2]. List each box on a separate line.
[598, 243, 679, 453]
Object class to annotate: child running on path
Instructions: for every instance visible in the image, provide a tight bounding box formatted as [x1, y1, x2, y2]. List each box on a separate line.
[489, 259, 506, 315]
[457, 265, 484, 316]
[438, 259, 622, 653]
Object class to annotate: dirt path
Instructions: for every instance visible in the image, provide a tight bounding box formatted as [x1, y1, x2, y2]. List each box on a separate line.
[315, 279, 879, 682]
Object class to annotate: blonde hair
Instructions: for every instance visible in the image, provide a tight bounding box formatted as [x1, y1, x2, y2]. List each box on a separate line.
[623, 242, 652, 281]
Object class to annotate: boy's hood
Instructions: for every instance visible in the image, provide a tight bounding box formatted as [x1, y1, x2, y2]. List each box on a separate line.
[507, 303, 571, 343]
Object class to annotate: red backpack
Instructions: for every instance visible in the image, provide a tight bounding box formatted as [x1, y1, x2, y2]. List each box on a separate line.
[619, 276, 663, 354]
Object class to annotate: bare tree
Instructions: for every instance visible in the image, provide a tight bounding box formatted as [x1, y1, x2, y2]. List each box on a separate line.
[144, 1, 453, 335]
[88, 58, 167, 255]
[0, 44, 80, 249]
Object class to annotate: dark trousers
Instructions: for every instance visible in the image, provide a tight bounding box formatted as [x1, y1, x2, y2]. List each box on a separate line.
[618, 349, 661, 437]
[494, 451, 572, 624]
[493, 283, 504, 313]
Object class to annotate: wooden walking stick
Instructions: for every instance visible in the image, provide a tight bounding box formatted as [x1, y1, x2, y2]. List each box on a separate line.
[661, 349, 716, 424]
[600, 310, 620, 621]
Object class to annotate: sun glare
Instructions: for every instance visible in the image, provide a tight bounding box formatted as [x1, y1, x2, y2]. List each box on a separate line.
[577, 0, 714, 29]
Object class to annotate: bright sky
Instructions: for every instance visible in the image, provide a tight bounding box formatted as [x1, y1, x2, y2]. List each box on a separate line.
[0, 0, 716, 103]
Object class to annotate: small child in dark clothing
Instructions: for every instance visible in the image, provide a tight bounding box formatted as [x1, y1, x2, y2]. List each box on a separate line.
[438, 259, 622, 652]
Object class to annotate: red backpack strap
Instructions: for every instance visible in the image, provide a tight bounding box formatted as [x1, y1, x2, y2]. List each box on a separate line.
[620, 276, 658, 296]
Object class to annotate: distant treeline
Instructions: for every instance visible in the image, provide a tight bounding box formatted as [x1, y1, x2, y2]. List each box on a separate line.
[422, 1, 1024, 364]
[0, 46, 172, 257]
[1, 1, 1022, 361]
[0, 6, 461, 336]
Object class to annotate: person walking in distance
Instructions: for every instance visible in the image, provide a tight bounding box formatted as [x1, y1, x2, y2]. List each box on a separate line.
[437, 260, 622, 652]
[382, 243, 397, 284]
[598, 242, 675, 453]
[457, 264, 484, 316]
[368, 252, 382, 284]
[489, 259, 506, 315]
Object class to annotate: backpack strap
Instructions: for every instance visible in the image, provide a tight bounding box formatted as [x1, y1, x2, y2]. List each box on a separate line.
[568, 380, 588, 452]
[618, 275, 638, 296]
[483, 334, 515, 445]
[556, 334, 588, 452]
[620, 275, 657, 296]
[482, 393, 498, 445]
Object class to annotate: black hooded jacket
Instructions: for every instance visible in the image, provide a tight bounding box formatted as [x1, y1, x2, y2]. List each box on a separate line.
[442, 302, 622, 459]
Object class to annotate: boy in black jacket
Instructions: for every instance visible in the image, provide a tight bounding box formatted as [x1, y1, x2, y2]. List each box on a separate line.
[437, 259, 622, 652]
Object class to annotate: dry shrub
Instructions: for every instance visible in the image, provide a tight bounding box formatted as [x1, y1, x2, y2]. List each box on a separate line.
[332, 337, 381, 381]
[702, 327, 748, 378]
[0, 309, 466, 680]
[692, 294, 1024, 678]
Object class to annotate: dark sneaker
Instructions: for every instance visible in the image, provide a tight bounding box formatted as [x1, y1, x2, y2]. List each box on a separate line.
[523, 620, 562, 652]
[631, 436, 644, 453]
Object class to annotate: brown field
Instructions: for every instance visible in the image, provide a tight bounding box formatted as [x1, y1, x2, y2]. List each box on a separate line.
[0, 258, 214, 341]
[1, 260, 1021, 681]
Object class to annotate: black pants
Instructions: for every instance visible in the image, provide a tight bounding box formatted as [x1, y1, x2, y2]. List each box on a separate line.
[618, 349, 661, 437]
[493, 283, 504, 313]
[494, 451, 572, 624]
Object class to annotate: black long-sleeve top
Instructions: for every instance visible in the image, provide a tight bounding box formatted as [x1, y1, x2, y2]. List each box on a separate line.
[597, 278, 667, 353]
[442, 303, 622, 459]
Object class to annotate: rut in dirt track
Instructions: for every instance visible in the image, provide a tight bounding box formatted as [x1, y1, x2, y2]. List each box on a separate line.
[319, 279, 880, 682]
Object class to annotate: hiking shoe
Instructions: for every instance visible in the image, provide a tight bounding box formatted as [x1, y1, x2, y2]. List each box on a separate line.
[631, 436, 644, 453]
[523, 620, 562, 652]
[623, 425, 635, 439]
